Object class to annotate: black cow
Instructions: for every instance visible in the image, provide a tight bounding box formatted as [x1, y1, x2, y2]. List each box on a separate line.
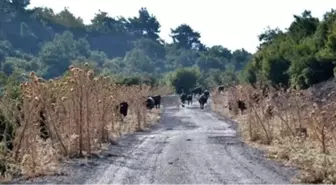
[198, 93, 208, 109]
[191, 87, 203, 96]
[237, 100, 247, 114]
[146, 97, 155, 110]
[186, 94, 193, 105]
[116, 101, 129, 118]
[151, 95, 161, 109]
[180, 93, 187, 107]
[203, 90, 210, 98]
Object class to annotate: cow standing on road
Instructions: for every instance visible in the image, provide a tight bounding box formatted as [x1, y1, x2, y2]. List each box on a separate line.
[180, 93, 187, 107]
[198, 93, 208, 109]
[203, 90, 210, 99]
[186, 94, 193, 105]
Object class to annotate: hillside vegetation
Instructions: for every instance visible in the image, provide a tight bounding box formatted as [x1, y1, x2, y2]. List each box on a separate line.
[241, 10, 336, 89]
[213, 9, 336, 184]
[0, 0, 251, 91]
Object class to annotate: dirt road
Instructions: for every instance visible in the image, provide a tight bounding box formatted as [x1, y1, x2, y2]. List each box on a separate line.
[13, 95, 296, 184]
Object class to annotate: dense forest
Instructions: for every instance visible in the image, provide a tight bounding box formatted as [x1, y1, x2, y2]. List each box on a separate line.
[0, 0, 252, 94]
[242, 10, 336, 89]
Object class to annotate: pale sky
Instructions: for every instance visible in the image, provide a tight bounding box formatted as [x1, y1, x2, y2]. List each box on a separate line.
[28, 0, 336, 53]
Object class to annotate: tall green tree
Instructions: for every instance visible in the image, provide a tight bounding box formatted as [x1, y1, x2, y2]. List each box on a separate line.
[170, 24, 203, 50]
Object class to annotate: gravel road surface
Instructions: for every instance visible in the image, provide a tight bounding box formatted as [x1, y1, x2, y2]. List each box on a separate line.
[11, 95, 296, 184]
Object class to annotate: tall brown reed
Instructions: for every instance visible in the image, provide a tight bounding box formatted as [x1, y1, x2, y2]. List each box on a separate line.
[211, 83, 336, 183]
[0, 65, 166, 180]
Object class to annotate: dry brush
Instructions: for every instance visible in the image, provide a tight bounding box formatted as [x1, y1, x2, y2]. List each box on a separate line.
[211, 84, 336, 184]
[0, 65, 169, 181]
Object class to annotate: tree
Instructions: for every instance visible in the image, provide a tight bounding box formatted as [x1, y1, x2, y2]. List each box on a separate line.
[9, 0, 30, 10]
[0, 3, 253, 90]
[39, 31, 90, 78]
[231, 49, 252, 71]
[54, 8, 85, 28]
[168, 67, 200, 94]
[242, 9, 336, 89]
[127, 7, 161, 40]
[170, 24, 202, 50]
[205, 45, 232, 60]
[257, 27, 283, 47]
[123, 48, 155, 73]
[196, 55, 226, 72]
[288, 10, 319, 41]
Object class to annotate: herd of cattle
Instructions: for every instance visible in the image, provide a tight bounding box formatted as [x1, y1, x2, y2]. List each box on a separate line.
[116, 95, 162, 119]
[179, 87, 211, 109]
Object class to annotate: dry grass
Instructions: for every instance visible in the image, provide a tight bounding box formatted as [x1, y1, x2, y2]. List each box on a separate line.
[211, 83, 336, 184]
[0, 64, 172, 181]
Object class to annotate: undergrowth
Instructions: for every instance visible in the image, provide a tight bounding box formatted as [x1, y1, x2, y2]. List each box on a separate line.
[211, 83, 336, 184]
[0, 64, 172, 181]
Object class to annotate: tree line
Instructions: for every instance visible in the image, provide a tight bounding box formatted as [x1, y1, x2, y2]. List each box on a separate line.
[0, 0, 252, 94]
[242, 10, 336, 89]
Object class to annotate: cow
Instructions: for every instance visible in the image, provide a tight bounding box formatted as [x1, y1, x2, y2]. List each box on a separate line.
[115, 101, 129, 118]
[217, 85, 225, 92]
[146, 96, 155, 110]
[203, 90, 210, 99]
[237, 100, 247, 114]
[117, 101, 129, 122]
[191, 87, 203, 96]
[180, 93, 187, 107]
[186, 94, 193, 105]
[151, 95, 161, 109]
[198, 93, 208, 109]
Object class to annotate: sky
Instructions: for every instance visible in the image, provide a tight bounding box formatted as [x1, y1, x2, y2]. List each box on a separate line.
[28, 0, 336, 53]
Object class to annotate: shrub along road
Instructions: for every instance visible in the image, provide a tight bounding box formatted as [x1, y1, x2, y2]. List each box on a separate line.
[12, 95, 296, 184]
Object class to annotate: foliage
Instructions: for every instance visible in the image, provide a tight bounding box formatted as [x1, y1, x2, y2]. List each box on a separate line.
[167, 67, 201, 94]
[212, 83, 336, 184]
[0, 65, 165, 180]
[241, 9, 336, 89]
[0, 1, 251, 92]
